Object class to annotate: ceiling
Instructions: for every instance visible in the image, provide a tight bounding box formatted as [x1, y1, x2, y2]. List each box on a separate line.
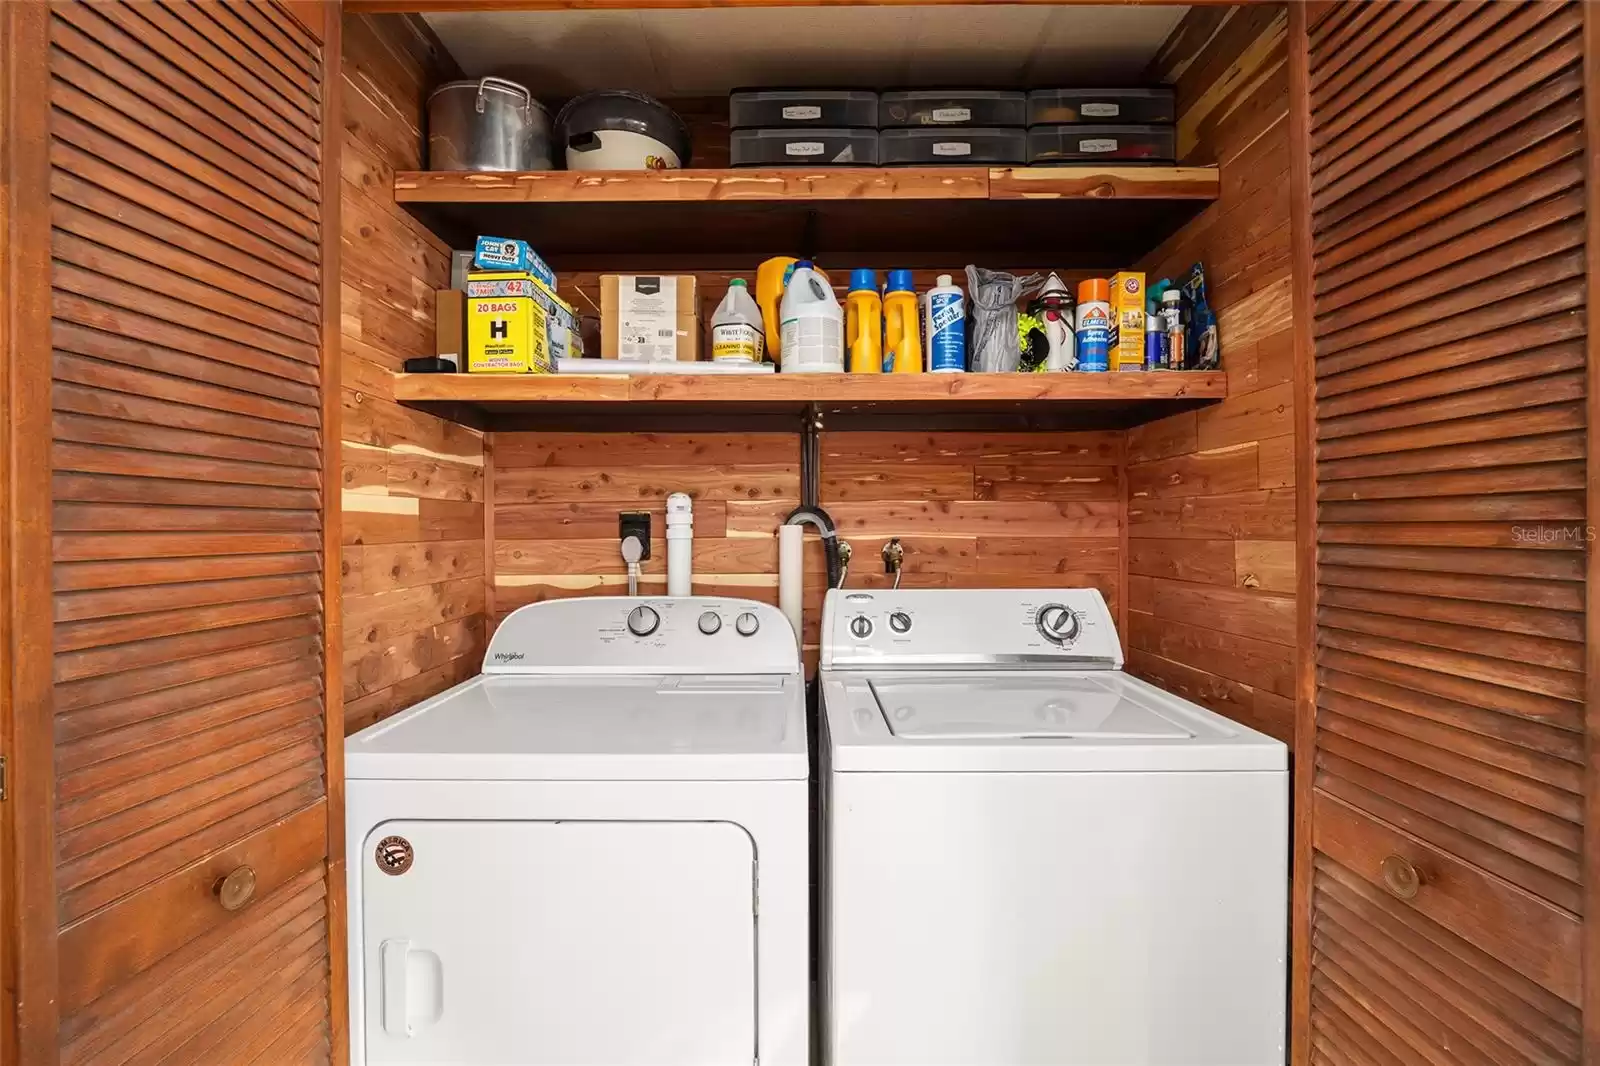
[422, 5, 1189, 99]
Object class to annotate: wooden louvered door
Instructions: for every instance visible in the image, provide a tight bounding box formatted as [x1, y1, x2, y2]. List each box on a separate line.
[5, 0, 342, 1062]
[1291, 2, 1595, 1063]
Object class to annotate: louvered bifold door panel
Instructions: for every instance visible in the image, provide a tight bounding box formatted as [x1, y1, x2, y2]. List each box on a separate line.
[45, 1, 332, 1062]
[1306, 2, 1587, 1064]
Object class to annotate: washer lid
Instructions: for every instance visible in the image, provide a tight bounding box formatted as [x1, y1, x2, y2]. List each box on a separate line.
[823, 670, 1287, 773]
[872, 676, 1194, 740]
[347, 673, 807, 781]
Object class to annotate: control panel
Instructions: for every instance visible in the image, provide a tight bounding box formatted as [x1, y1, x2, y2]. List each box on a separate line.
[820, 588, 1121, 670]
[483, 597, 799, 675]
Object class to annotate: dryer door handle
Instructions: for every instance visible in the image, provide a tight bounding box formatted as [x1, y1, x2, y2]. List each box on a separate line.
[382, 938, 415, 1037]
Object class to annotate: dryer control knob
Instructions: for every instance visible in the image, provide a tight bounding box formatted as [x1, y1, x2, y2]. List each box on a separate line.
[1035, 603, 1080, 645]
[627, 605, 660, 637]
[735, 611, 760, 637]
[888, 611, 912, 634]
[850, 615, 874, 639]
[698, 611, 722, 635]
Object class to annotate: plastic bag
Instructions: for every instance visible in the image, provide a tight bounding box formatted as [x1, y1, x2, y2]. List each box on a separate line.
[965, 266, 1042, 373]
[1183, 262, 1220, 370]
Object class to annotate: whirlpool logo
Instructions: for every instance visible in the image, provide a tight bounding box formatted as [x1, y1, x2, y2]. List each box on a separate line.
[493, 651, 526, 662]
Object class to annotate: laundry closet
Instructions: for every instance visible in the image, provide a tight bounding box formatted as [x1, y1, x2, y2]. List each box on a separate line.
[0, 0, 1593, 1063]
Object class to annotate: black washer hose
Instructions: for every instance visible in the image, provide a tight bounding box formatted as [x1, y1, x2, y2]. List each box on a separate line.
[783, 505, 843, 590]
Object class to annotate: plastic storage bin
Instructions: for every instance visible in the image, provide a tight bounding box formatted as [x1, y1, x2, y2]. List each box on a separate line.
[880, 127, 1025, 165]
[1027, 88, 1176, 126]
[731, 128, 879, 166]
[730, 90, 878, 129]
[1027, 124, 1176, 164]
[879, 90, 1027, 128]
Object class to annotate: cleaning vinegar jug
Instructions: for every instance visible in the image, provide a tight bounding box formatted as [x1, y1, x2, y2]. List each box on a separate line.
[845, 269, 882, 374]
[710, 278, 765, 363]
[779, 261, 844, 373]
[883, 269, 923, 374]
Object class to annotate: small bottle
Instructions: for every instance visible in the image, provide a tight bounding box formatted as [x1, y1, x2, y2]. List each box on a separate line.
[1144, 311, 1165, 370]
[1075, 279, 1111, 372]
[926, 274, 967, 373]
[710, 279, 765, 364]
[845, 269, 883, 374]
[1161, 289, 1185, 370]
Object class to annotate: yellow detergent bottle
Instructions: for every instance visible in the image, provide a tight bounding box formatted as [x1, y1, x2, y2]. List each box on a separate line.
[845, 269, 883, 374]
[883, 269, 923, 373]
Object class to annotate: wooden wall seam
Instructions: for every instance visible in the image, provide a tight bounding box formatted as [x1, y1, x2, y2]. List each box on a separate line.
[1286, 4, 1316, 1063]
[4, 0, 62, 1057]
[1583, 3, 1599, 1058]
[340, 11, 485, 734]
[318, 4, 348, 1061]
[1126, 3, 1296, 750]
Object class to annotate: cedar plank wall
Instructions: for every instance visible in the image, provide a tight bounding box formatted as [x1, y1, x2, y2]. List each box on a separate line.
[340, 13, 486, 733]
[1127, 4, 1298, 746]
[491, 431, 1123, 669]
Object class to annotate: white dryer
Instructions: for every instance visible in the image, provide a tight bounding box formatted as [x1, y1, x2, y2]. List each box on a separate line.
[347, 596, 808, 1066]
[819, 588, 1288, 1066]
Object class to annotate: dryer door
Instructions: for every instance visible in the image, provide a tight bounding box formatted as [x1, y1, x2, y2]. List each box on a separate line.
[361, 819, 757, 1064]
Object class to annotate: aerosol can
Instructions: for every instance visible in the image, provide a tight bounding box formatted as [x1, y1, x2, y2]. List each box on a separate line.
[1033, 272, 1076, 370]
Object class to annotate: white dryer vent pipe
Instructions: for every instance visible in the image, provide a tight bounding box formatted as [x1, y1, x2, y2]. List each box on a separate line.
[778, 524, 803, 648]
[666, 492, 693, 596]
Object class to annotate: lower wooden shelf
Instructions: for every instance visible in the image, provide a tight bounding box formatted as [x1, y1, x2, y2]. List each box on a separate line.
[392, 370, 1227, 431]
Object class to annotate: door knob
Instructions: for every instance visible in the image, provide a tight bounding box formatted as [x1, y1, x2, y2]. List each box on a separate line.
[1381, 854, 1420, 900]
[215, 865, 257, 911]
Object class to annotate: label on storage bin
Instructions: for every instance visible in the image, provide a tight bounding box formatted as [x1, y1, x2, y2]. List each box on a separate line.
[781, 105, 822, 120]
[1079, 138, 1119, 154]
[931, 107, 971, 123]
[1081, 102, 1120, 117]
[786, 141, 825, 156]
[932, 142, 972, 156]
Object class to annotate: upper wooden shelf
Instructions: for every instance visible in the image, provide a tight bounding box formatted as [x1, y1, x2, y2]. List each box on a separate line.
[394, 166, 1219, 204]
[393, 370, 1226, 431]
[393, 166, 1219, 265]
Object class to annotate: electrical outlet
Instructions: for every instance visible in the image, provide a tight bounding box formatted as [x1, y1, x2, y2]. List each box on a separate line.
[619, 511, 652, 560]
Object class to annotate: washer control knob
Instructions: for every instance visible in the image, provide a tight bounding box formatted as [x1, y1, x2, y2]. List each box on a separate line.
[698, 611, 722, 635]
[1035, 603, 1080, 645]
[735, 612, 760, 637]
[627, 605, 660, 637]
[887, 611, 912, 634]
[850, 615, 874, 639]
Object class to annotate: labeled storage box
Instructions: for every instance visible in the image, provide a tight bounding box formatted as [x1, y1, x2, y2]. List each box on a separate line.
[879, 127, 1025, 165]
[730, 90, 878, 129]
[1027, 124, 1176, 164]
[879, 90, 1026, 128]
[1027, 88, 1176, 126]
[601, 275, 700, 362]
[468, 271, 581, 361]
[731, 128, 878, 166]
[467, 292, 551, 373]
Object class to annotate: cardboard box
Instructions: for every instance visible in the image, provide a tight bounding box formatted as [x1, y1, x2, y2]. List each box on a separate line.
[473, 235, 556, 290]
[1110, 271, 1145, 371]
[468, 271, 581, 360]
[468, 293, 551, 373]
[435, 290, 464, 368]
[601, 275, 700, 362]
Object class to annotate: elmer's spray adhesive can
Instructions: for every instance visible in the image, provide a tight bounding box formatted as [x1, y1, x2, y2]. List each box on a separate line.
[926, 274, 967, 373]
[1075, 278, 1111, 372]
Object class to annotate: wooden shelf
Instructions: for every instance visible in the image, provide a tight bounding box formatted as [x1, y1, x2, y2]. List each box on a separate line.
[393, 166, 1219, 265]
[393, 370, 1227, 431]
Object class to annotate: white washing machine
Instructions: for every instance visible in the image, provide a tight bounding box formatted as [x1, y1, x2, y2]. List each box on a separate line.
[819, 587, 1288, 1066]
[346, 596, 808, 1066]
